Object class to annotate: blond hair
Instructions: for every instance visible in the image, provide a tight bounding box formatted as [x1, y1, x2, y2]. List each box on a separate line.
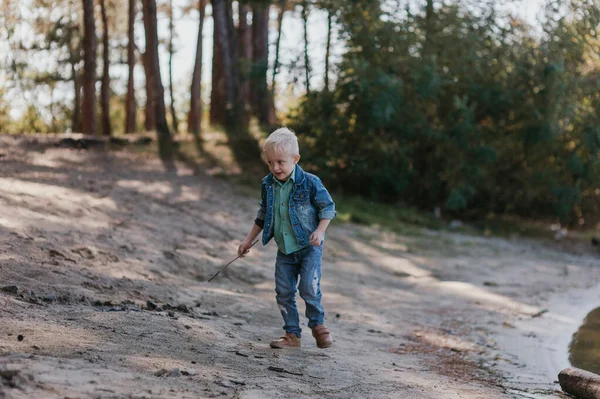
[263, 127, 300, 157]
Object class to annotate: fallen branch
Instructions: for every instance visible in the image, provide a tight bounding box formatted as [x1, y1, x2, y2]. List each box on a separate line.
[558, 367, 600, 399]
[268, 366, 303, 376]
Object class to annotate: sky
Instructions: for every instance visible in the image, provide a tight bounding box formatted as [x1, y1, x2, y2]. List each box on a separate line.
[1, 0, 545, 123]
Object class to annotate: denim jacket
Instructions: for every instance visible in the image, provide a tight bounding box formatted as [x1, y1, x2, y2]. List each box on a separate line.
[255, 164, 337, 247]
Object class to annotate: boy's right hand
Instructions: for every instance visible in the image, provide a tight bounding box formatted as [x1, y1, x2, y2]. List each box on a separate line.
[238, 240, 252, 257]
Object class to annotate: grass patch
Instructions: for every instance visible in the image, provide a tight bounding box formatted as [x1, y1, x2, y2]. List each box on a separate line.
[470, 214, 554, 239]
[334, 195, 443, 235]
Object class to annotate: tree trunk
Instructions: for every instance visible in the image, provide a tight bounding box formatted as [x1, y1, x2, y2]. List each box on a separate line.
[67, 0, 82, 133]
[212, 0, 259, 163]
[558, 367, 600, 399]
[251, 2, 271, 125]
[424, 0, 434, 57]
[142, 0, 156, 132]
[302, 1, 310, 94]
[224, 0, 244, 130]
[225, 0, 239, 97]
[271, 0, 286, 96]
[69, 30, 82, 133]
[142, 51, 156, 131]
[212, 0, 234, 112]
[50, 85, 57, 132]
[81, 0, 97, 135]
[71, 67, 82, 133]
[168, 0, 179, 134]
[125, 0, 137, 133]
[324, 8, 332, 92]
[237, 0, 252, 124]
[100, 0, 111, 136]
[142, 0, 174, 163]
[188, 0, 206, 136]
[210, 7, 225, 126]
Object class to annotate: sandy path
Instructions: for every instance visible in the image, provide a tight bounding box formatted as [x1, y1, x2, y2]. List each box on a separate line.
[1, 135, 599, 398]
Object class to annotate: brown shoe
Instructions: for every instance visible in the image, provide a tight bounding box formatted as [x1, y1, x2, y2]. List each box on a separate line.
[269, 333, 301, 349]
[311, 325, 333, 348]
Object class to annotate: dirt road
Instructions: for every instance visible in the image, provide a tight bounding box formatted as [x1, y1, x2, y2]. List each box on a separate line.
[1, 135, 599, 398]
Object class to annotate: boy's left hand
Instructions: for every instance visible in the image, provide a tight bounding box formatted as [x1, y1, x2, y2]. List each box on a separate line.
[310, 230, 324, 246]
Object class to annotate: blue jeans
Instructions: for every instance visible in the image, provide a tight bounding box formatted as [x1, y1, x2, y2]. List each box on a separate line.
[275, 245, 325, 338]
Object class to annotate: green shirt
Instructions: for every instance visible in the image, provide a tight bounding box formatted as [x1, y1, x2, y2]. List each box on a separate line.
[273, 169, 303, 254]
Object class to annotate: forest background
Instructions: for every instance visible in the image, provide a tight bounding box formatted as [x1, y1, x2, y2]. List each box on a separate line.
[2, 0, 600, 227]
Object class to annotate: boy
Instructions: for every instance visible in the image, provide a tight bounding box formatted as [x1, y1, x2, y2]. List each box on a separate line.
[238, 128, 336, 349]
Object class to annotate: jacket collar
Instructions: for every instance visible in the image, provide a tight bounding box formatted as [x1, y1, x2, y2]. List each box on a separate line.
[265, 164, 305, 187]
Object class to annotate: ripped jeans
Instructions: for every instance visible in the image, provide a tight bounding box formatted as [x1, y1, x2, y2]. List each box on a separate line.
[274, 245, 324, 338]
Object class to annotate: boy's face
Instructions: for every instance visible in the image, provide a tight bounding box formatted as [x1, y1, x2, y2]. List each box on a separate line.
[264, 147, 300, 182]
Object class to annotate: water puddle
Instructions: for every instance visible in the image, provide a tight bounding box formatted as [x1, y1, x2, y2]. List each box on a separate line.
[569, 306, 600, 374]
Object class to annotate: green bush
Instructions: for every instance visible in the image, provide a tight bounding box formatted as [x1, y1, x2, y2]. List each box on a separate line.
[290, 0, 600, 226]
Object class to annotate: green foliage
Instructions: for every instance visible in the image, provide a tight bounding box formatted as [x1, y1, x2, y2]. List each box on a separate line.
[290, 0, 600, 225]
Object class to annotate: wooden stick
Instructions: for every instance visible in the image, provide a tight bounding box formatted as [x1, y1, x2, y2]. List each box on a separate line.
[207, 240, 258, 282]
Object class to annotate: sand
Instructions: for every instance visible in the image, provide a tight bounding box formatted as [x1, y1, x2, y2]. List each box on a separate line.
[1, 134, 598, 398]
